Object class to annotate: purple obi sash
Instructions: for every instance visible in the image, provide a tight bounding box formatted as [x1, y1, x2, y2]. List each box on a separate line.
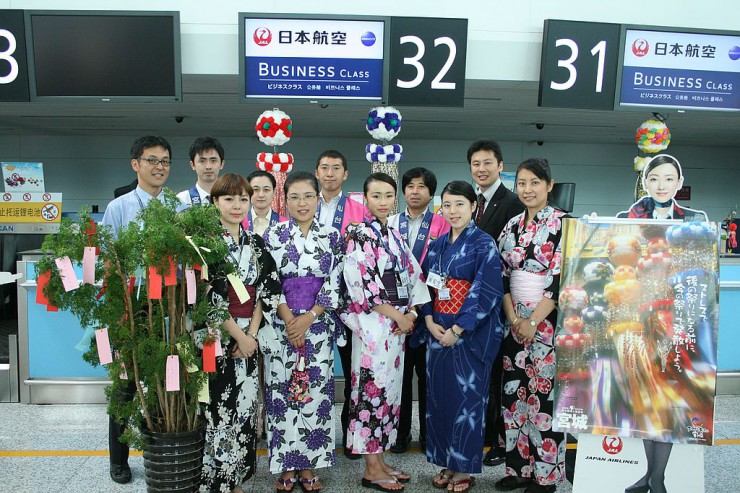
[381, 270, 408, 307]
[282, 276, 324, 311]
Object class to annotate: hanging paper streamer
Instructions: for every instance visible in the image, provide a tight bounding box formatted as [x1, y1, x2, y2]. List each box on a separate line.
[164, 256, 177, 286]
[198, 377, 210, 403]
[185, 268, 197, 305]
[74, 325, 96, 352]
[82, 247, 96, 284]
[212, 329, 223, 357]
[185, 236, 210, 280]
[148, 265, 163, 300]
[203, 342, 216, 373]
[166, 355, 180, 391]
[55, 256, 80, 292]
[227, 273, 250, 303]
[95, 327, 113, 365]
[35, 269, 56, 311]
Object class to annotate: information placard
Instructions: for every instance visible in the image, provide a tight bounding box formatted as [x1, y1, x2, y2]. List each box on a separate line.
[619, 28, 740, 111]
[241, 15, 386, 100]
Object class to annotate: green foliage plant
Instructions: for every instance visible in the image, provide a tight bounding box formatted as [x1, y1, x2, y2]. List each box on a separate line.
[37, 191, 232, 444]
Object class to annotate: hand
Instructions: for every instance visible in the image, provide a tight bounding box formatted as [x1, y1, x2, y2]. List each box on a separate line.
[428, 320, 446, 341]
[393, 311, 415, 335]
[286, 313, 313, 347]
[232, 334, 257, 358]
[516, 319, 537, 344]
[440, 328, 460, 347]
[392, 312, 416, 335]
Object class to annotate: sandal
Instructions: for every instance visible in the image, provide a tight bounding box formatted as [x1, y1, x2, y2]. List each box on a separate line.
[448, 477, 475, 492]
[276, 473, 298, 492]
[433, 469, 453, 489]
[298, 475, 322, 492]
[494, 476, 532, 491]
[388, 469, 410, 484]
[361, 477, 405, 491]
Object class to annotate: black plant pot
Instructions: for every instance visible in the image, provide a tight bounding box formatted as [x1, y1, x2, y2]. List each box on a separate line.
[142, 425, 206, 493]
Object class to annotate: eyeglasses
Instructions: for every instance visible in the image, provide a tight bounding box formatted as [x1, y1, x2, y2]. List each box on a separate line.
[138, 157, 172, 168]
[287, 193, 318, 203]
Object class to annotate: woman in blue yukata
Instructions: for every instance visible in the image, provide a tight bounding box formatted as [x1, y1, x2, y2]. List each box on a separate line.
[496, 158, 566, 493]
[416, 180, 504, 493]
[261, 171, 345, 492]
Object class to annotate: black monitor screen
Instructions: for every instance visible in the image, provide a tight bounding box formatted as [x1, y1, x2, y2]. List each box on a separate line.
[28, 12, 180, 100]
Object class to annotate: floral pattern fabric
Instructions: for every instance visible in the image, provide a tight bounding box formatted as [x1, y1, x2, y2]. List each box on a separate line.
[262, 219, 344, 474]
[419, 222, 504, 474]
[497, 207, 566, 487]
[339, 217, 430, 454]
[201, 226, 281, 493]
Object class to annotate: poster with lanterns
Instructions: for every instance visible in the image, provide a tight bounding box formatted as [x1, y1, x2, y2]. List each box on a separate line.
[553, 217, 719, 445]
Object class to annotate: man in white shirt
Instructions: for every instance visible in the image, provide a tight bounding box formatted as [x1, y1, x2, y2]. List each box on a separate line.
[176, 137, 225, 207]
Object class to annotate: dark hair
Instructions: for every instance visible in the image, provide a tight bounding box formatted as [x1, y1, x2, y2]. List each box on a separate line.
[130, 136, 171, 161]
[284, 171, 319, 196]
[467, 139, 503, 165]
[441, 180, 477, 204]
[516, 158, 553, 183]
[247, 170, 277, 189]
[644, 154, 682, 179]
[188, 136, 224, 162]
[363, 172, 397, 195]
[401, 167, 437, 196]
[210, 173, 252, 200]
[316, 149, 347, 171]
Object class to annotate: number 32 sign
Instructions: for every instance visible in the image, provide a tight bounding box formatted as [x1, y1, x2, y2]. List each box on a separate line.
[538, 19, 621, 110]
[389, 17, 467, 107]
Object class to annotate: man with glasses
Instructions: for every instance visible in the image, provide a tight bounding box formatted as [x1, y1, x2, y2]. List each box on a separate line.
[243, 170, 286, 235]
[102, 135, 179, 484]
[314, 149, 367, 460]
[177, 136, 225, 207]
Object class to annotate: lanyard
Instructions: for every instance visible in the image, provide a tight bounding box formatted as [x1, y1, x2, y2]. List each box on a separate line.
[248, 210, 281, 231]
[318, 194, 347, 231]
[188, 186, 201, 206]
[434, 222, 473, 276]
[365, 220, 406, 273]
[399, 209, 432, 263]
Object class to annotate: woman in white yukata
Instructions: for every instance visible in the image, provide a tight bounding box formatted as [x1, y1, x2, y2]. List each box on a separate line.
[340, 172, 431, 492]
[262, 171, 345, 492]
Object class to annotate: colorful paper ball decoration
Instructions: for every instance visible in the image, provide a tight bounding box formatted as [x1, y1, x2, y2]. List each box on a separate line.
[255, 109, 293, 146]
[366, 106, 402, 141]
[636, 119, 671, 153]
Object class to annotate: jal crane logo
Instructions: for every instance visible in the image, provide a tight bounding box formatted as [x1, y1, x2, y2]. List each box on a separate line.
[253, 27, 272, 46]
[602, 436, 623, 455]
[632, 38, 649, 57]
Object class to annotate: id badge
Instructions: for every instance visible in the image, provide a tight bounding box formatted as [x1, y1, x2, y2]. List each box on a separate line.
[397, 284, 409, 299]
[438, 287, 451, 300]
[399, 270, 411, 286]
[426, 272, 446, 290]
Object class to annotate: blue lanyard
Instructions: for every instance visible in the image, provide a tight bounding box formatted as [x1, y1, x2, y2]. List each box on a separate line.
[365, 220, 407, 273]
[434, 222, 473, 276]
[318, 194, 347, 231]
[188, 186, 201, 206]
[248, 210, 280, 231]
[399, 209, 433, 263]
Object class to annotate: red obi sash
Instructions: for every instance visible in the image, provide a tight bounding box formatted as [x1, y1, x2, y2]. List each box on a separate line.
[227, 283, 257, 319]
[433, 278, 471, 314]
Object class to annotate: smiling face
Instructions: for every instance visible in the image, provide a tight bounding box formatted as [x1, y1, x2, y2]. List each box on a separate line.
[365, 180, 396, 223]
[404, 177, 432, 214]
[441, 193, 476, 232]
[286, 180, 319, 227]
[212, 191, 250, 229]
[470, 149, 503, 191]
[516, 168, 553, 214]
[644, 163, 683, 204]
[131, 145, 170, 196]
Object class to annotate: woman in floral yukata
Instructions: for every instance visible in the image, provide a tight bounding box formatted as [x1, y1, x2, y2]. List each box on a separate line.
[200, 173, 282, 493]
[340, 172, 430, 492]
[495, 159, 566, 493]
[262, 171, 345, 492]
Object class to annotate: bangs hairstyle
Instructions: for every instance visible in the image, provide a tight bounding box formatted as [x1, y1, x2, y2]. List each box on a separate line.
[210, 173, 252, 201]
[364, 172, 397, 195]
[402, 167, 438, 196]
[284, 171, 319, 196]
[441, 180, 477, 204]
[516, 158, 553, 183]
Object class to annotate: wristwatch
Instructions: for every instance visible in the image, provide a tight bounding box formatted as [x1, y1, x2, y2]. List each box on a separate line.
[529, 319, 537, 328]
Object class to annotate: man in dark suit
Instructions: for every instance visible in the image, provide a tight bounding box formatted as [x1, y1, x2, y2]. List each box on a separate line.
[467, 139, 524, 466]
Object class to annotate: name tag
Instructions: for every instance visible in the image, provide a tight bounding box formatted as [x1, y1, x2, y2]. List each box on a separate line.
[438, 287, 451, 300]
[397, 285, 409, 299]
[426, 272, 446, 290]
[398, 270, 411, 286]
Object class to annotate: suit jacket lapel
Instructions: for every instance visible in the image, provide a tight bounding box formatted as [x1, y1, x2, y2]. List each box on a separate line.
[481, 184, 507, 226]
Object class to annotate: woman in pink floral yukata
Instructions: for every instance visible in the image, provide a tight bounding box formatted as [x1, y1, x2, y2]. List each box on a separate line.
[340, 173, 430, 492]
[495, 158, 566, 493]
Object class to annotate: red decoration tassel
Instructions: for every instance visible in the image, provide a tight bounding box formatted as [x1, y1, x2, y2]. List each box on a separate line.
[164, 256, 177, 286]
[202, 342, 216, 373]
[148, 266, 162, 300]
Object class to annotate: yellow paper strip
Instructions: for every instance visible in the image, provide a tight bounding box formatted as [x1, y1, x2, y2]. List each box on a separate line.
[185, 235, 209, 281]
[227, 273, 250, 303]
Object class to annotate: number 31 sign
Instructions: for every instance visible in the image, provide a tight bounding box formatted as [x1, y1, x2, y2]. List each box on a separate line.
[388, 17, 467, 107]
[538, 19, 621, 110]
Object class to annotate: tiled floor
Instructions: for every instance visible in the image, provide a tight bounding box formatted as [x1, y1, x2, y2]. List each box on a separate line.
[1, 397, 739, 492]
